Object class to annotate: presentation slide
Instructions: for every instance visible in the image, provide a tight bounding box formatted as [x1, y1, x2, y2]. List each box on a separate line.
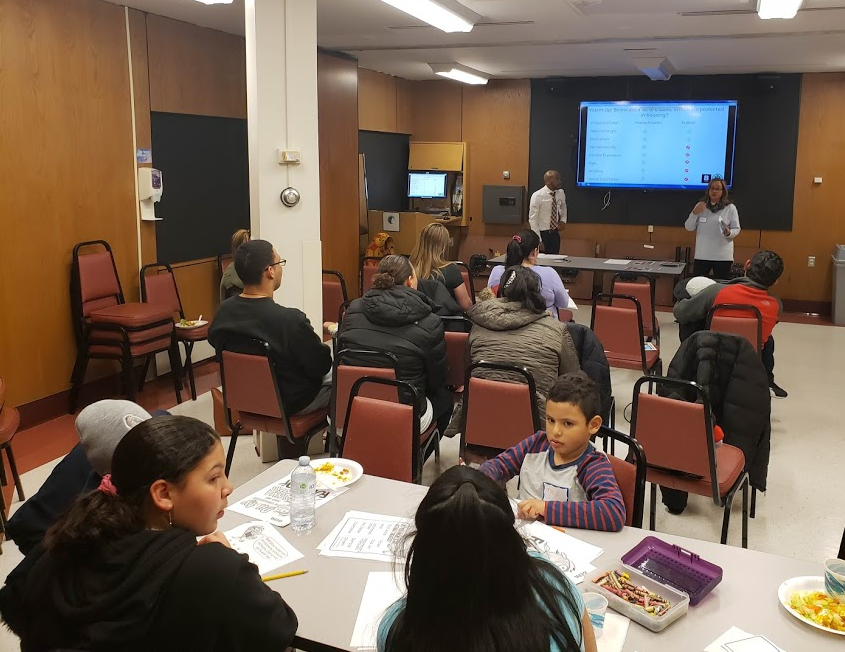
[408, 173, 447, 198]
[577, 101, 737, 190]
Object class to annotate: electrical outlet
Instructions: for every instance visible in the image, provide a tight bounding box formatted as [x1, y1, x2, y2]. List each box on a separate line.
[647, 225, 654, 233]
[808, 256, 816, 268]
[503, 170, 511, 179]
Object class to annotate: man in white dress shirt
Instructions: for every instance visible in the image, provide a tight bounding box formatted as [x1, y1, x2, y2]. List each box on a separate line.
[528, 170, 567, 254]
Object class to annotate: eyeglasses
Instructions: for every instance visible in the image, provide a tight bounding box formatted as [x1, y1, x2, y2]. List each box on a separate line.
[268, 259, 286, 269]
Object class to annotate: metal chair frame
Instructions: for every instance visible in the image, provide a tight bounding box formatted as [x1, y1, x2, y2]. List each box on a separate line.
[591, 292, 662, 377]
[611, 272, 660, 344]
[597, 425, 647, 529]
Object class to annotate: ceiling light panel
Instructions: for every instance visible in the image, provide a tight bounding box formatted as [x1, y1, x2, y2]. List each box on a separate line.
[378, 0, 476, 32]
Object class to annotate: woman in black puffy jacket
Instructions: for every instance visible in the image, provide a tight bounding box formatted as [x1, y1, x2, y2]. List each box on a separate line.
[338, 255, 451, 433]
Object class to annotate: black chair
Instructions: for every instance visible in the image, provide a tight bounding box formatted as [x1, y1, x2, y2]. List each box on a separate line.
[596, 426, 647, 529]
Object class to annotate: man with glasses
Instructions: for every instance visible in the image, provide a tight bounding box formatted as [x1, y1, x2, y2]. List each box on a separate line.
[209, 239, 332, 415]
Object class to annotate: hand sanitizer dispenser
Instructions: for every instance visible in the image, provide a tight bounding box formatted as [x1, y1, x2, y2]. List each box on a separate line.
[138, 168, 163, 221]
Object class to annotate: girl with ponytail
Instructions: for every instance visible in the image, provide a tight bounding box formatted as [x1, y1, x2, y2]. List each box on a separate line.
[488, 229, 573, 320]
[378, 465, 597, 652]
[0, 415, 297, 652]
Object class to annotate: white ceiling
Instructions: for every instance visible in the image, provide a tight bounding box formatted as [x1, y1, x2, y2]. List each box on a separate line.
[108, 0, 845, 77]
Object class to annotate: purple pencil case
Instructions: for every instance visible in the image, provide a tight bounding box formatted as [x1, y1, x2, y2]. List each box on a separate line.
[621, 536, 723, 605]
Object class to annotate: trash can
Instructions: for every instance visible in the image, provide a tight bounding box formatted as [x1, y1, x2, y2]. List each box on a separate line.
[833, 245, 845, 325]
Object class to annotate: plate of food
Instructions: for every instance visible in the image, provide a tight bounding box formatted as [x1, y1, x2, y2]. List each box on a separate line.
[311, 458, 363, 490]
[176, 318, 208, 329]
[778, 576, 845, 635]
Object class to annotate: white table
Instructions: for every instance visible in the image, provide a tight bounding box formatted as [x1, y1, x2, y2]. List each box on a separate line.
[219, 461, 841, 651]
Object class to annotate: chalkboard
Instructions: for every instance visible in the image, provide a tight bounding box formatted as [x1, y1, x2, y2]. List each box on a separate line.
[529, 74, 801, 231]
[151, 112, 250, 263]
[359, 131, 410, 213]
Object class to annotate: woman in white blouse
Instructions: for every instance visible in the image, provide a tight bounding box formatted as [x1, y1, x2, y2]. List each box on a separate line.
[685, 178, 741, 279]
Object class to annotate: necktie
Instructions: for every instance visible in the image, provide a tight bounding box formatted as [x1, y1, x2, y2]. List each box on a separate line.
[550, 191, 559, 230]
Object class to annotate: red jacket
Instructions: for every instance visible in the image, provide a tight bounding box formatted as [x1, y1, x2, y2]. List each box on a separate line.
[673, 277, 782, 342]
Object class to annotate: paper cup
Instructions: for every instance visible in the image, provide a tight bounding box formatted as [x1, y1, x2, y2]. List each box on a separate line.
[824, 558, 845, 603]
[583, 592, 608, 639]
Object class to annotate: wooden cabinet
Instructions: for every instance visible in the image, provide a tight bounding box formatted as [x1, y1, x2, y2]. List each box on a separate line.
[409, 142, 464, 171]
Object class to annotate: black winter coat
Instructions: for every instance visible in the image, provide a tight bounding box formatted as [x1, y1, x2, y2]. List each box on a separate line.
[663, 331, 771, 491]
[338, 285, 451, 419]
[566, 322, 614, 423]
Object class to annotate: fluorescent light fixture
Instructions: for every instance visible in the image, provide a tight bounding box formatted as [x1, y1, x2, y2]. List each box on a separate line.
[192, 0, 233, 4]
[378, 0, 475, 33]
[757, 0, 802, 19]
[429, 63, 489, 85]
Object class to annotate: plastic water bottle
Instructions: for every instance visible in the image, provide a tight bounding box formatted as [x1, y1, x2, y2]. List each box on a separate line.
[290, 456, 316, 531]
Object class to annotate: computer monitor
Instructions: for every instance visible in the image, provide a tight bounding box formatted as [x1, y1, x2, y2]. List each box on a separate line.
[408, 172, 448, 199]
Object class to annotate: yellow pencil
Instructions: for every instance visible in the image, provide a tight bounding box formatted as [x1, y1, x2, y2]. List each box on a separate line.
[262, 570, 309, 582]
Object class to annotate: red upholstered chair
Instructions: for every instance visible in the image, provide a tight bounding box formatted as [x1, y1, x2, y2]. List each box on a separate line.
[322, 270, 349, 342]
[707, 304, 763, 352]
[459, 361, 540, 460]
[218, 253, 233, 278]
[140, 263, 207, 400]
[597, 426, 647, 528]
[0, 378, 24, 530]
[219, 340, 328, 475]
[69, 241, 182, 412]
[453, 261, 476, 304]
[611, 274, 660, 343]
[440, 315, 472, 395]
[360, 257, 382, 295]
[630, 376, 750, 548]
[591, 293, 662, 376]
[557, 308, 574, 323]
[329, 349, 440, 468]
[340, 377, 422, 483]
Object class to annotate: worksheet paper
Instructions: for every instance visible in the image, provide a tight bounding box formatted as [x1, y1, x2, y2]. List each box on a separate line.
[228, 472, 348, 527]
[317, 510, 413, 562]
[223, 520, 303, 575]
[538, 253, 569, 260]
[705, 627, 786, 652]
[520, 520, 604, 584]
[604, 259, 631, 266]
[350, 571, 405, 650]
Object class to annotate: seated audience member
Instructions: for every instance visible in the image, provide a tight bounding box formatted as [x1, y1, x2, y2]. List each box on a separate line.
[674, 250, 786, 397]
[479, 373, 625, 532]
[365, 232, 395, 264]
[378, 465, 597, 652]
[209, 239, 332, 414]
[219, 228, 251, 301]
[487, 229, 572, 320]
[0, 416, 297, 651]
[409, 223, 473, 311]
[338, 254, 451, 433]
[468, 266, 580, 420]
[6, 400, 152, 555]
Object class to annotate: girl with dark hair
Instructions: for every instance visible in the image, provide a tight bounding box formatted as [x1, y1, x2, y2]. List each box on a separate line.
[685, 177, 741, 279]
[339, 255, 451, 433]
[378, 465, 597, 652]
[487, 229, 572, 320]
[0, 416, 297, 652]
[468, 266, 580, 420]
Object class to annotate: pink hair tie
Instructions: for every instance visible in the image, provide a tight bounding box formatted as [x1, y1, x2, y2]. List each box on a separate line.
[98, 474, 118, 496]
[512, 235, 522, 243]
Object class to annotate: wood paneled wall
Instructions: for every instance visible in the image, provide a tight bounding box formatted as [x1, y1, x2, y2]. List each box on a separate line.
[146, 14, 247, 118]
[407, 81, 463, 143]
[763, 73, 845, 303]
[358, 68, 412, 134]
[318, 52, 361, 297]
[0, 0, 138, 407]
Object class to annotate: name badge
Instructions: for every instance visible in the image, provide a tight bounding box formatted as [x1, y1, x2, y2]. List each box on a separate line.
[698, 216, 708, 223]
[543, 483, 570, 502]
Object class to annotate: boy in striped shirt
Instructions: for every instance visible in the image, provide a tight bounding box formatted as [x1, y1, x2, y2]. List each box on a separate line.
[479, 372, 626, 532]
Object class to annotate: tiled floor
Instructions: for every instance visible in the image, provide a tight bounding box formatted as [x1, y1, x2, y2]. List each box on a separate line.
[0, 312, 843, 650]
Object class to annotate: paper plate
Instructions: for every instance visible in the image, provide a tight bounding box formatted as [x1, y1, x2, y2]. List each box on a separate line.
[175, 320, 208, 329]
[777, 576, 845, 636]
[311, 458, 363, 490]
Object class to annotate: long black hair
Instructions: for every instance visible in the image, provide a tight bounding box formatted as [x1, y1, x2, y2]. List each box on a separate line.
[45, 416, 220, 560]
[497, 266, 546, 314]
[384, 466, 584, 652]
[505, 229, 541, 268]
